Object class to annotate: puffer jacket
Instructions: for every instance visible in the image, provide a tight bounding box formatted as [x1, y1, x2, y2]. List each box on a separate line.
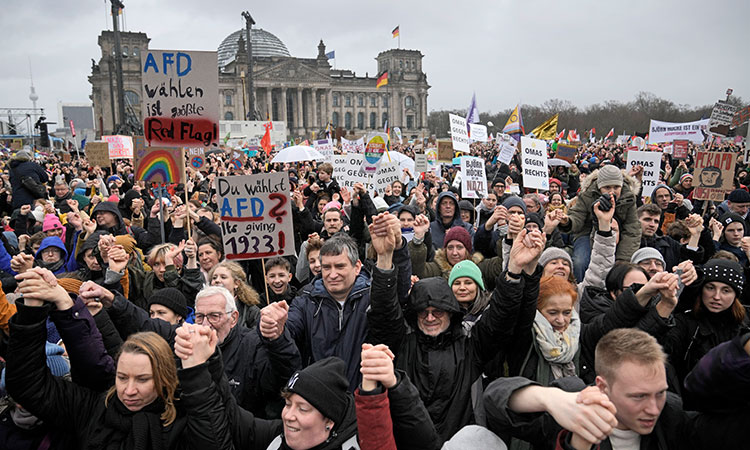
[367, 265, 534, 441]
[5, 301, 232, 450]
[9, 156, 48, 209]
[558, 167, 641, 262]
[429, 191, 474, 249]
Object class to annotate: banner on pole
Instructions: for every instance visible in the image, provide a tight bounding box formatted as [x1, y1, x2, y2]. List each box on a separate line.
[217, 172, 294, 260]
[693, 151, 736, 201]
[141, 49, 219, 147]
[102, 135, 134, 159]
[625, 150, 662, 197]
[520, 137, 549, 190]
[448, 114, 470, 152]
[460, 156, 488, 199]
[648, 119, 709, 143]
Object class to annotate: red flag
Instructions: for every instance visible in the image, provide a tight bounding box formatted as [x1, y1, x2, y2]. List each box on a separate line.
[568, 130, 579, 141]
[261, 120, 273, 156]
[604, 128, 614, 140]
[556, 129, 565, 141]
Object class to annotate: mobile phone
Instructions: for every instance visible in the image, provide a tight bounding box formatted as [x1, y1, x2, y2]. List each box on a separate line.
[674, 268, 685, 298]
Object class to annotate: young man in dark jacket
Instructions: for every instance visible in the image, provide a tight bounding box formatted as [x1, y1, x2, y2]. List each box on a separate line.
[484, 328, 750, 449]
[430, 191, 474, 249]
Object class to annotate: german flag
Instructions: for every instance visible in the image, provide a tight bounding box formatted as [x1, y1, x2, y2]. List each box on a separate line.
[376, 71, 388, 89]
[392, 26, 399, 38]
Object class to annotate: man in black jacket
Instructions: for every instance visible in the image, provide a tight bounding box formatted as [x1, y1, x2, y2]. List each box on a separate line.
[484, 328, 750, 449]
[637, 204, 703, 272]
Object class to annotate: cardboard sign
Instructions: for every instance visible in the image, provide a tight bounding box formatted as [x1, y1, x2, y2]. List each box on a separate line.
[625, 150, 662, 197]
[520, 137, 549, 190]
[313, 138, 334, 162]
[437, 140, 453, 163]
[672, 140, 689, 160]
[732, 105, 750, 128]
[709, 101, 738, 134]
[187, 147, 206, 170]
[133, 135, 147, 152]
[141, 49, 219, 147]
[414, 153, 428, 174]
[469, 123, 488, 142]
[85, 142, 111, 168]
[649, 119, 709, 143]
[217, 172, 294, 260]
[342, 137, 365, 154]
[102, 135, 134, 159]
[134, 147, 186, 184]
[693, 151, 736, 201]
[460, 156, 488, 199]
[62, 152, 72, 162]
[448, 114, 470, 152]
[555, 143, 578, 163]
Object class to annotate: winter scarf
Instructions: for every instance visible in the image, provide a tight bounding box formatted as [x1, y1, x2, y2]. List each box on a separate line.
[87, 396, 166, 450]
[533, 309, 581, 380]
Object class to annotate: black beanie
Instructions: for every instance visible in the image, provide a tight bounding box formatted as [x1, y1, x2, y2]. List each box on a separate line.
[284, 357, 351, 425]
[525, 212, 544, 230]
[147, 288, 188, 319]
[702, 259, 745, 297]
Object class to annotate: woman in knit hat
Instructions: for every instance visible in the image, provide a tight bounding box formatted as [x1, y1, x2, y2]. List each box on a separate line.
[449, 260, 491, 334]
[710, 213, 747, 265]
[147, 287, 189, 325]
[662, 259, 750, 396]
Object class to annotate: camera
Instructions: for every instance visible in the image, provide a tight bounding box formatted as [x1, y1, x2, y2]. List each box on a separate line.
[594, 194, 612, 212]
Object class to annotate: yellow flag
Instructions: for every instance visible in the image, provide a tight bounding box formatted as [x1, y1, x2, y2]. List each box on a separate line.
[529, 114, 559, 140]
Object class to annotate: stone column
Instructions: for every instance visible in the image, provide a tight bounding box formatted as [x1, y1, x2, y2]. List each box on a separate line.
[311, 89, 318, 130]
[266, 89, 272, 121]
[281, 88, 288, 129]
[296, 89, 304, 132]
[422, 94, 428, 128]
[327, 90, 333, 126]
[377, 93, 383, 129]
[352, 93, 358, 131]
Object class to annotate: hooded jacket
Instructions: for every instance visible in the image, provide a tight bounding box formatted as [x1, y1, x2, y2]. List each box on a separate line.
[651, 183, 690, 235]
[430, 192, 474, 249]
[34, 236, 69, 275]
[367, 265, 534, 441]
[8, 155, 48, 209]
[558, 167, 641, 262]
[90, 201, 154, 252]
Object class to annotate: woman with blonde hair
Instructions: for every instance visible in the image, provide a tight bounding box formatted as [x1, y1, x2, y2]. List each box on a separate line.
[6, 267, 231, 450]
[144, 240, 205, 306]
[208, 261, 261, 329]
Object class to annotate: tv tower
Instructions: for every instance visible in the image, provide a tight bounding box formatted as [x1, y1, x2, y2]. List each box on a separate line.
[28, 58, 39, 124]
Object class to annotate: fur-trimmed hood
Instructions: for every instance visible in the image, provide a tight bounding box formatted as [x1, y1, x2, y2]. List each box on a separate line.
[580, 166, 641, 195]
[433, 248, 485, 278]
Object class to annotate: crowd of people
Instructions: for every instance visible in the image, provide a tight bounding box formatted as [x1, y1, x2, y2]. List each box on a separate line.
[0, 134, 748, 449]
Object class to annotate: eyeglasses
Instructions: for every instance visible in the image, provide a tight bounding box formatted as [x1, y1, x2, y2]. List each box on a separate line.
[194, 311, 227, 324]
[417, 309, 447, 319]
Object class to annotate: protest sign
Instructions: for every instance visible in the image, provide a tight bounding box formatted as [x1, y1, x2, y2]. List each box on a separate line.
[313, 138, 334, 162]
[693, 151, 735, 201]
[102, 135, 134, 159]
[615, 135, 631, 145]
[362, 133, 388, 174]
[662, 145, 673, 154]
[341, 137, 365, 154]
[62, 152, 72, 162]
[497, 141, 516, 165]
[520, 137, 549, 190]
[374, 160, 400, 195]
[437, 140, 453, 163]
[217, 172, 294, 260]
[649, 119, 709, 143]
[709, 101, 738, 135]
[732, 105, 750, 128]
[625, 150, 661, 197]
[333, 154, 371, 191]
[85, 142, 111, 168]
[460, 156, 488, 199]
[469, 123, 488, 142]
[672, 140, 689, 160]
[448, 114, 470, 152]
[135, 147, 186, 184]
[426, 148, 439, 173]
[555, 143, 577, 163]
[141, 49, 219, 147]
[133, 135, 147, 152]
[414, 153, 428, 174]
[187, 147, 206, 170]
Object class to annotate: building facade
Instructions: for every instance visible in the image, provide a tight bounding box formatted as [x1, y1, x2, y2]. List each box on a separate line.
[89, 28, 430, 140]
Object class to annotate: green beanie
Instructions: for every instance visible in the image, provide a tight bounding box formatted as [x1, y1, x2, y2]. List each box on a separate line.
[449, 260, 485, 291]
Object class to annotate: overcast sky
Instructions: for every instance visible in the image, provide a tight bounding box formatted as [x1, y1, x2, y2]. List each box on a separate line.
[2, 0, 748, 129]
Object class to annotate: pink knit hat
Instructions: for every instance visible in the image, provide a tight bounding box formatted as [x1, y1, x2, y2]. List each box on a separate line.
[42, 214, 66, 243]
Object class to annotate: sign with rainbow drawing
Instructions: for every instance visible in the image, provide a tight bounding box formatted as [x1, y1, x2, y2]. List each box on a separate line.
[135, 147, 186, 184]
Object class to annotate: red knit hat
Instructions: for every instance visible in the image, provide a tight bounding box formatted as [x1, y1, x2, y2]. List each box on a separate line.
[444, 226, 472, 253]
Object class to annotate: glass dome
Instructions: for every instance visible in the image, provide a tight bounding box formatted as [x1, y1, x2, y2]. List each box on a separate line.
[217, 28, 291, 68]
